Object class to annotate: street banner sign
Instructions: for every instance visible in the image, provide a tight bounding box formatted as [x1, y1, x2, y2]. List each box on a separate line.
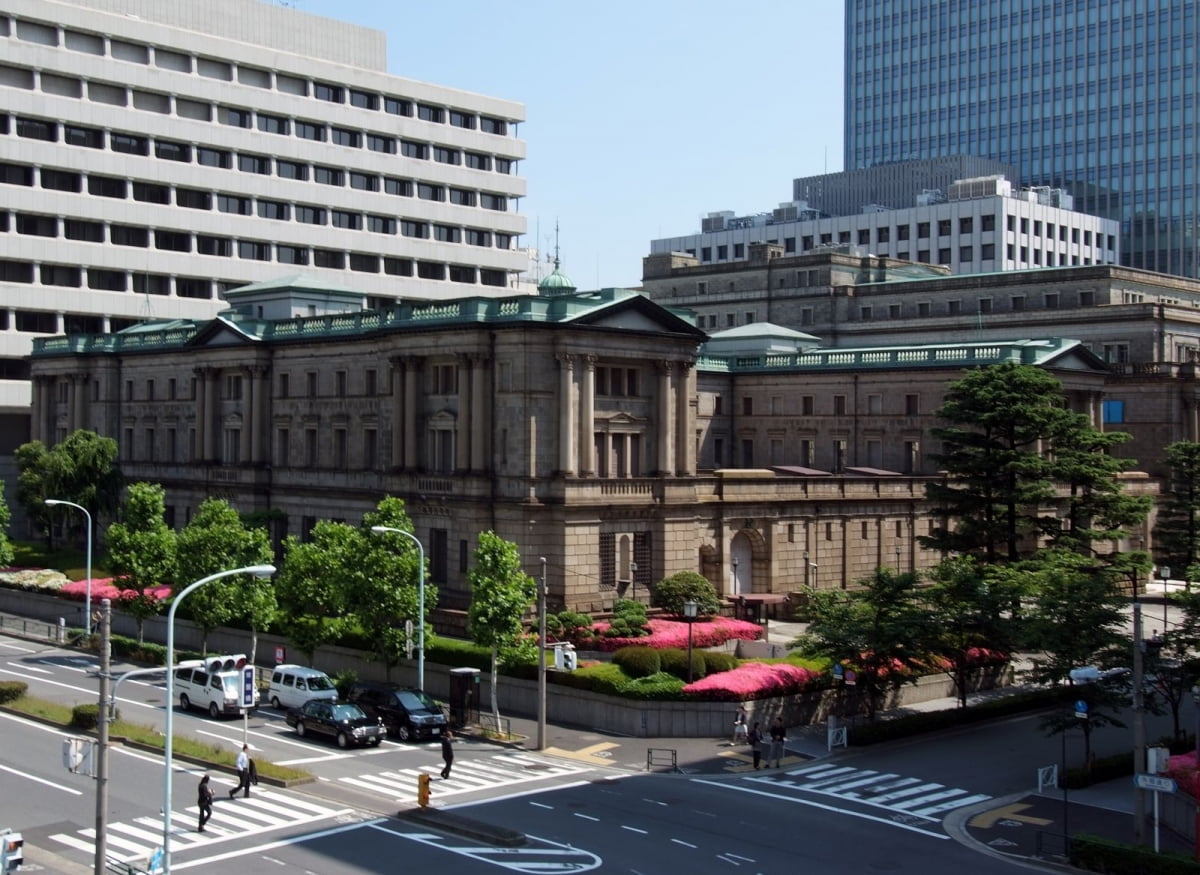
[1134, 773, 1177, 793]
[241, 666, 256, 709]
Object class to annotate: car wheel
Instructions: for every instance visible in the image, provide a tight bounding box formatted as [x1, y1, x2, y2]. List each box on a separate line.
[296, 721, 306, 738]
[271, 696, 281, 709]
[397, 724, 411, 742]
[208, 702, 220, 719]
[336, 732, 350, 749]
[179, 694, 190, 711]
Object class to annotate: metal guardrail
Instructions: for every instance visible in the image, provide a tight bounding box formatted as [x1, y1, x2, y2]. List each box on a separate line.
[106, 856, 152, 875]
[477, 712, 512, 739]
[646, 747, 681, 773]
[1033, 830, 1071, 862]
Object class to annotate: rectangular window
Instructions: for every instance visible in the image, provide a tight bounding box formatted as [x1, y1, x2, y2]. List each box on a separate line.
[257, 113, 289, 135]
[296, 205, 326, 225]
[222, 107, 252, 128]
[449, 187, 476, 206]
[178, 188, 212, 210]
[88, 175, 127, 198]
[418, 183, 445, 202]
[277, 160, 308, 180]
[433, 146, 461, 165]
[40, 265, 81, 287]
[480, 116, 507, 135]
[16, 214, 57, 237]
[384, 257, 413, 276]
[465, 228, 491, 246]
[434, 224, 461, 243]
[367, 134, 395, 154]
[132, 181, 169, 203]
[331, 127, 361, 148]
[449, 110, 476, 129]
[197, 147, 231, 169]
[255, 199, 289, 221]
[238, 240, 270, 260]
[367, 215, 396, 234]
[196, 234, 232, 256]
[154, 230, 190, 252]
[465, 151, 491, 171]
[238, 153, 271, 174]
[959, 216, 973, 234]
[350, 89, 378, 110]
[314, 82, 344, 103]
[313, 249, 345, 269]
[386, 177, 413, 197]
[480, 193, 507, 211]
[17, 118, 57, 141]
[349, 172, 378, 192]
[417, 104, 444, 123]
[154, 139, 191, 162]
[64, 124, 104, 149]
[295, 121, 325, 141]
[401, 140, 429, 160]
[217, 194, 251, 215]
[332, 210, 362, 230]
[110, 224, 149, 247]
[314, 166, 344, 186]
[176, 277, 211, 299]
[88, 269, 126, 291]
[833, 395, 846, 416]
[385, 97, 413, 116]
[65, 219, 103, 242]
[277, 244, 308, 265]
[981, 214, 995, 232]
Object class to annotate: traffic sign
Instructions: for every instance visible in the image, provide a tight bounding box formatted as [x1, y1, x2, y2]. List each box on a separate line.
[1074, 700, 1089, 720]
[844, 669, 857, 686]
[1134, 773, 1177, 793]
[241, 666, 256, 709]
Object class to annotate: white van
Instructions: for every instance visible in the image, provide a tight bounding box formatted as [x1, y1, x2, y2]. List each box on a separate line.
[174, 654, 259, 718]
[267, 665, 338, 710]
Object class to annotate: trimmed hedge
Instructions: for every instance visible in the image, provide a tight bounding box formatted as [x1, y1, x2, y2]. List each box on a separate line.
[620, 672, 686, 700]
[701, 651, 740, 674]
[70, 704, 101, 730]
[613, 646, 661, 679]
[0, 681, 28, 704]
[1072, 833, 1200, 874]
[660, 647, 706, 682]
[553, 662, 627, 696]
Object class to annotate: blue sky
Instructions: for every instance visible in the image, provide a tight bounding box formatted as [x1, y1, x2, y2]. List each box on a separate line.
[302, 0, 846, 289]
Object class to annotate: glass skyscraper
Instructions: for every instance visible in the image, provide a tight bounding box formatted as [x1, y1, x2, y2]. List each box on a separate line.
[845, 0, 1198, 277]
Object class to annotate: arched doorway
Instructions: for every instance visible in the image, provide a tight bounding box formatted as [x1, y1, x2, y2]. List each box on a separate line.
[730, 533, 753, 595]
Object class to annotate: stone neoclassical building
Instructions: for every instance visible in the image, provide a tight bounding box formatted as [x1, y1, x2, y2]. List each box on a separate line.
[27, 274, 1156, 616]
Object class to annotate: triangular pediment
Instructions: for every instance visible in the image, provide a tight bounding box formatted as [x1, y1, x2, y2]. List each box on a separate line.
[567, 293, 706, 339]
[186, 316, 263, 348]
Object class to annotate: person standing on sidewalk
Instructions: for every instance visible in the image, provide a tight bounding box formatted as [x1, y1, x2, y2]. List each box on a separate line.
[732, 705, 748, 744]
[747, 721, 763, 769]
[768, 717, 787, 768]
[197, 775, 214, 832]
[230, 744, 252, 798]
[440, 729, 455, 779]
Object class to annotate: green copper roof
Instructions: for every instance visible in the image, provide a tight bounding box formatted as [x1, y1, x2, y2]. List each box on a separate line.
[537, 259, 577, 296]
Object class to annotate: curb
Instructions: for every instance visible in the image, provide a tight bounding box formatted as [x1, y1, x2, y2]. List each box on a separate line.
[400, 806, 525, 847]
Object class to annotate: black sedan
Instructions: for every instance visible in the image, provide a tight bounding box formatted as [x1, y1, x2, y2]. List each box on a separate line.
[285, 700, 385, 748]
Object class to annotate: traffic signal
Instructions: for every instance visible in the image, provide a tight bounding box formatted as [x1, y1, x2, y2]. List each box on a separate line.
[417, 773, 431, 808]
[0, 829, 24, 873]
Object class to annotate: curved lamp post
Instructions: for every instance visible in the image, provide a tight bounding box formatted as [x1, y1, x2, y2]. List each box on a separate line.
[683, 599, 699, 683]
[162, 564, 275, 874]
[45, 499, 92, 635]
[370, 526, 426, 691]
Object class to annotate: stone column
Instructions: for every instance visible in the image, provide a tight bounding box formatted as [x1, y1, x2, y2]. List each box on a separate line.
[239, 368, 253, 464]
[579, 355, 596, 476]
[66, 376, 77, 433]
[193, 368, 207, 462]
[390, 357, 404, 468]
[456, 355, 472, 473]
[252, 366, 269, 463]
[557, 354, 576, 475]
[74, 373, 88, 432]
[656, 361, 674, 475]
[676, 362, 696, 475]
[623, 433, 633, 478]
[404, 357, 420, 470]
[471, 355, 488, 472]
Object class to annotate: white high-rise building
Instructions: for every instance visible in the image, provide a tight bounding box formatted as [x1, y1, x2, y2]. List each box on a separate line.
[0, 0, 527, 428]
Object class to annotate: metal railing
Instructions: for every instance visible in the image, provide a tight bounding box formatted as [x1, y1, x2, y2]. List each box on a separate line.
[646, 747, 681, 773]
[1033, 830, 1071, 861]
[477, 712, 512, 739]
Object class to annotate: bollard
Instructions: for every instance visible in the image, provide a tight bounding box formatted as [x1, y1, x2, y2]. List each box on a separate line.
[57, 617, 66, 644]
[417, 773, 431, 808]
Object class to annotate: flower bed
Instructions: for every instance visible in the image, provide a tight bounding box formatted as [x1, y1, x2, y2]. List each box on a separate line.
[682, 661, 821, 701]
[60, 578, 172, 603]
[583, 616, 762, 652]
[1166, 752, 1200, 800]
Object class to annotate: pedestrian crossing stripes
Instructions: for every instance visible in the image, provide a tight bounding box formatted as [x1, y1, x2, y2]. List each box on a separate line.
[340, 752, 592, 801]
[754, 762, 991, 820]
[50, 788, 353, 864]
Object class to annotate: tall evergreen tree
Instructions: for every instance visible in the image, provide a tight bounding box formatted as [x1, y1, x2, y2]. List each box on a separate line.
[1154, 441, 1200, 578]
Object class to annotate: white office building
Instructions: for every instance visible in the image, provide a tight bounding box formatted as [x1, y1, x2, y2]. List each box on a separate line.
[0, 0, 528, 425]
[650, 175, 1118, 277]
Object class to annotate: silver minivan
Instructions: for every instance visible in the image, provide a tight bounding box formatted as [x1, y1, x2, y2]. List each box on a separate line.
[267, 665, 338, 710]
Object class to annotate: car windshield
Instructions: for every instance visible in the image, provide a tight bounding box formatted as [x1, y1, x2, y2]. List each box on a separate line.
[220, 676, 239, 692]
[306, 675, 334, 691]
[331, 704, 367, 721]
[396, 690, 437, 711]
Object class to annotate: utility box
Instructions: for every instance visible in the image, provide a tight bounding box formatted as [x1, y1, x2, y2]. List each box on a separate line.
[448, 667, 480, 729]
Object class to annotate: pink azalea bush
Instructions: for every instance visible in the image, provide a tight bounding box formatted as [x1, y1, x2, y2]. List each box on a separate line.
[60, 578, 172, 603]
[1166, 752, 1200, 801]
[584, 616, 762, 652]
[683, 661, 821, 701]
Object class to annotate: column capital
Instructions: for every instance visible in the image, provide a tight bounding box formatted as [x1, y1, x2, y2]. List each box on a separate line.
[556, 352, 576, 367]
[656, 360, 675, 375]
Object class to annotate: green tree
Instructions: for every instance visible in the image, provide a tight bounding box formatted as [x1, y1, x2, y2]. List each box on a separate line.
[16, 431, 122, 550]
[650, 570, 722, 617]
[921, 555, 1020, 708]
[467, 531, 536, 728]
[1154, 442, 1200, 582]
[922, 363, 1082, 563]
[274, 522, 354, 662]
[106, 483, 176, 643]
[0, 489, 14, 568]
[795, 566, 927, 721]
[355, 498, 433, 675]
[175, 498, 274, 658]
[1023, 549, 1132, 767]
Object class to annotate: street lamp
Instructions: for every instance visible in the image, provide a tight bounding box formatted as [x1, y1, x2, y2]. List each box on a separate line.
[731, 556, 739, 595]
[370, 526, 426, 691]
[630, 560, 638, 604]
[683, 599, 698, 683]
[895, 545, 902, 572]
[45, 499, 92, 635]
[162, 564, 274, 874]
[1160, 566, 1172, 632]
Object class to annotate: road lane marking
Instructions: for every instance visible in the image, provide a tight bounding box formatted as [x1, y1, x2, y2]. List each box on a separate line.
[970, 803, 1053, 828]
[0, 763, 84, 795]
[169, 816, 383, 870]
[7, 661, 52, 674]
[692, 778, 951, 840]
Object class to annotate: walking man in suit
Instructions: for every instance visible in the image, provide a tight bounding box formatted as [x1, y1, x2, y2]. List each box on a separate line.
[440, 730, 455, 779]
[197, 775, 214, 832]
[230, 744, 252, 798]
